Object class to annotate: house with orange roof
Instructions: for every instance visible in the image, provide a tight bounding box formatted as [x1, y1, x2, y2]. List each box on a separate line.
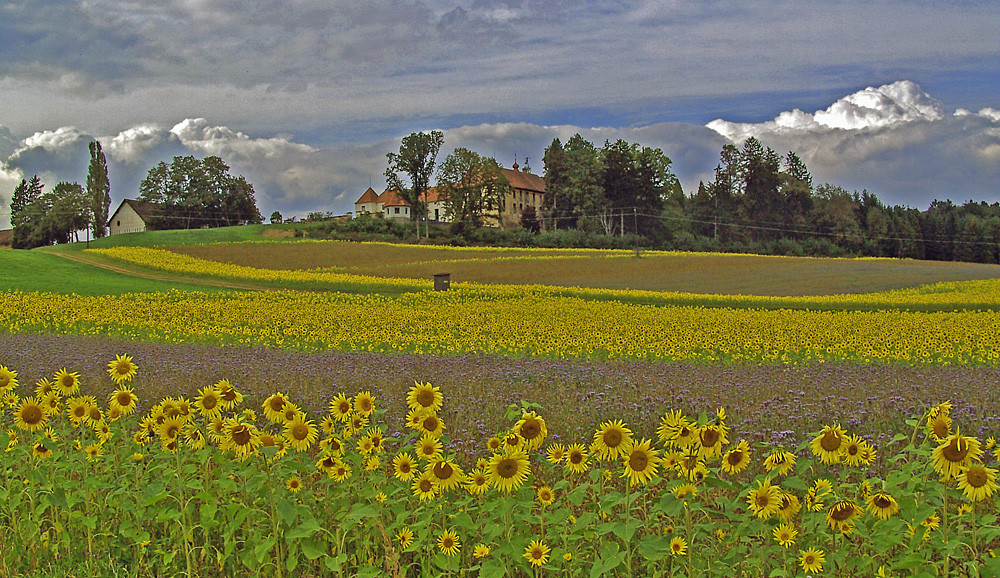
[353, 163, 545, 228]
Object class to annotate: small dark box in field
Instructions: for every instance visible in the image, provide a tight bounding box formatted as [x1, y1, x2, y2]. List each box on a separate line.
[433, 273, 450, 291]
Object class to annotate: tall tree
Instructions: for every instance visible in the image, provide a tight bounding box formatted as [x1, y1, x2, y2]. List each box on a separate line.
[436, 148, 509, 232]
[10, 176, 44, 249]
[86, 140, 111, 239]
[562, 134, 604, 230]
[384, 130, 444, 240]
[541, 138, 570, 230]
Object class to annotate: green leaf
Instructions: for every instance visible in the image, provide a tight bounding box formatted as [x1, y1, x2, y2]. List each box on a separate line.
[478, 560, 507, 578]
[254, 536, 277, 561]
[325, 553, 347, 572]
[637, 534, 671, 561]
[300, 539, 327, 560]
[276, 497, 298, 526]
[286, 517, 322, 540]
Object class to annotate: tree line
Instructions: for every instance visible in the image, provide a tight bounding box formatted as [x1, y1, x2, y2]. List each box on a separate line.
[8, 144, 262, 249]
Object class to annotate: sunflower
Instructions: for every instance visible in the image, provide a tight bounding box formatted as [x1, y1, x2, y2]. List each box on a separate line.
[286, 477, 302, 493]
[546, 443, 566, 464]
[40, 392, 61, 416]
[842, 434, 875, 467]
[280, 403, 305, 425]
[364, 456, 381, 471]
[353, 391, 375, 417]
[412, 471, 437, 501]
[763, 449, 796, 476]
[957, 464, 999, 502]
[926, 412, 952, 441]
[473, 544, 490, 559]
[746, 478, 782, 519]
[33, 441, 53, 459]
[677, 453, 709, 482]
[523, 539, 550, 567]
[773, 523, 797, 548]
[565, 443, 589, 474]
[52, 368, 80, 396]
[366, 428, 385, 453]
[346, 414, 368, 436]
[319, 415, 338, 435]
[416, 412, 445, 438]
[328, 393, 353, 422]
[184, 424, 206, 449]
[931, 432, 982, 482]
[284, 417, 318, 452]
[674, 482, 697, 500]
[437, 529, 461, 557]
[488, 449, 531, 493]
[157, 415, 185, 441]
[721, 440, 751, 475]
[262, 392, 290, 423]
[392, 452, 417, 482]
[799, 548, 825, 573]
[320, 435, 344, 456]
[84, 443, 104, 461]
[622, 438, 661, 487]
[695, 423, 728, 459]
[669, 536, 687, 556]
[316, 453, 338, 475]
[106, 354, 138, 384]
[810, 424, 847, 464]
[109, 387, 138, 416]
[406, 381, 443, 413]
[866, 491, 900, 520]
[428, 459, 465, 492]
[592, 419, 633, 461]
[416, 434, 443, 461]
[193, 386, 223, 421]
[465, 469, 490, 495]
[536, 486, 556, 506]
[35, 378, 56, 398]
[221, 418, 260, 460]
[14, 396, 47, 432]
[331, 461, 352, 482]
[515, 411, 547, 451]
[656, 409, 687, 445]
[85, 405, 106, 428]
[259, 432, 288, 460]
[215, 380, 242, 410]
[777, 491, 802, 522]
[396, 527, 414, 550]
[826, 499, 863, 530]
[487, 436, 503, 453]
[0, 365, 17, 391]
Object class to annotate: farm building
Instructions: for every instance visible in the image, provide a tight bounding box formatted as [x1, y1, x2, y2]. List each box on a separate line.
[354, 163, 544, 228]
[108, 199, 158, 235]
[0, 229, 11, 248]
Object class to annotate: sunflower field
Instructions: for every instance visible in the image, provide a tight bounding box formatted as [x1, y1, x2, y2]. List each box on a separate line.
[2, 357, 1000, 577]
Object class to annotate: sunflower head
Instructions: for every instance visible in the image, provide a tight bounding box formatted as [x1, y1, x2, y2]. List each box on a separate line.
[107, 355, 138, 384]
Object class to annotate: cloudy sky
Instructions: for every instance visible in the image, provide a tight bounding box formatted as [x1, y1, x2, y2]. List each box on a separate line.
[2, 1, 999, 229]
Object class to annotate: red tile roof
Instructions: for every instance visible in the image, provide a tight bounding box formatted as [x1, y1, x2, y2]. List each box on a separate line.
[502, 168, 545, 194]
[356, 187, 379, 204]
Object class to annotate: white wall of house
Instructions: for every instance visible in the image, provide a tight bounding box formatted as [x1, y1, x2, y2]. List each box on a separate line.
[384, 205, 410, 220]
[109, 204, 147, 235]
[355, 202, 382, 215]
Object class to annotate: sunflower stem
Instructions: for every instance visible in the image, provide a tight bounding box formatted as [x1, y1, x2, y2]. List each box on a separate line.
[262, 453, 285, 578]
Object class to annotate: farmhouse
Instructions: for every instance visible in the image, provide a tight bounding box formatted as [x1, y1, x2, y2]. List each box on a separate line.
[354, 163, 545, 228]
[108, 199, 158, 235]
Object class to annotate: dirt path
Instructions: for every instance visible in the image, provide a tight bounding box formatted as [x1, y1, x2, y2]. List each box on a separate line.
[51, 250, 276, 292]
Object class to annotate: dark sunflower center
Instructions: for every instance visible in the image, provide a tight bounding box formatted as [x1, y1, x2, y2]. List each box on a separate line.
[292, 424, 309, 441]
[260, 435, 276, 447]
[443, 537, 454, 548]
[359, 399, 372, 412]
[727, 450, 744, 465]
[497, 458, 517, 478]
[423, 416, 439, 431]
[338, 401, 351, 414]
[232, 426, 251, 446]
[322, 457, 335, 468]
[419, 479, 433, 492]
[847, 444, 860, 456]
[416, 390, 435, 407]
[700, 428, 719, 447]
[531, 549, 542, 559]
[830, 503, 855, 521]
[23, 405, 43, 424]
[60, 375, 75, 388]
[521, 419, 540, 440]
[165, 424, 181, 438]
[222, 389, 237, 402]
[570, 452, 583, 464]
[604, 429, 623, 447]
[967, 466, 988, 488]
[202, 395, 218, 410]
[116, 392, 133, 406]
[88, 408, 102, 421]
[942, 438, 970, 463]
[399, 461, 411, 473]
[755, 493, 771, 508]
[873, 495, 892, 508]
[820, 431, 841, 452]
[932, 418, 950, 438]
[434, 462, 454, 479]
[269, 397, 285, 412]
[115, 361, 131, 374]
[629, 450, 649, 471]
[73, 406, 86, 418]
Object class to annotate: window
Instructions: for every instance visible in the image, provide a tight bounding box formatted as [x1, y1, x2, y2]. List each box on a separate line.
[394, 207, 400, 214]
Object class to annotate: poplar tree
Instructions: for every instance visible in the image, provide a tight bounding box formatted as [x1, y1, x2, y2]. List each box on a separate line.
[86, 140, 111, 238]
